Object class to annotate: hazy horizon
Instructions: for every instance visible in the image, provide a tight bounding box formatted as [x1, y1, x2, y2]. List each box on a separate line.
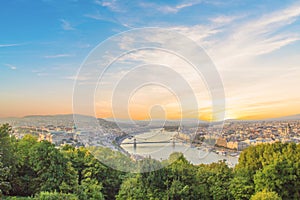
[2, 112, 300, 122]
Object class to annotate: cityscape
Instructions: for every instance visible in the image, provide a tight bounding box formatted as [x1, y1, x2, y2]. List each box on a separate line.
[1, 0, 300, 199]
[2, 114, 300, 164]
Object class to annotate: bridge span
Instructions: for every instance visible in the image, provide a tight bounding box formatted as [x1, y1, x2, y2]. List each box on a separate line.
[122, 138, 181, 150]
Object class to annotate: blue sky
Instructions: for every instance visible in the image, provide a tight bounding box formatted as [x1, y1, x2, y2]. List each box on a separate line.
[1, 0, 300, 119]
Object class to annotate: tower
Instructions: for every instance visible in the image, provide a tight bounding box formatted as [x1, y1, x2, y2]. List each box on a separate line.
[73, 125, 78, 140]
[133, 138, 137, 153]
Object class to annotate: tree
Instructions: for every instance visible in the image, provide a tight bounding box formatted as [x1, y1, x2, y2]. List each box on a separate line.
[0, 155, 10, 197]
[0, 124, 15, 196]
[62, 146, 106, 199]
[165, 153, 199, 199]
[29, 141, 78, 193]
[229, 169, 255, 200]
[37, 191, 78, 200]
[236, 143, 300, 199]
[10, 135, 39, 196]
[254, 160, 298, 199]
[0, 124, 15, 167]
[193, 165, 213, 199]
[169, 179, 190, 200]
[207, 161, 233, 200]
[116, 175, 146, 200]
[139, 157, 165, 188]
[77, 179, 104, 200]
[250, 189, 281, 200]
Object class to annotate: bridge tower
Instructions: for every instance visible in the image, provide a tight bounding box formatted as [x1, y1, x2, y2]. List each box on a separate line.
[172, 138, 175, 148]
[171, 137, 175, 148]
[133, 138, 137, 152]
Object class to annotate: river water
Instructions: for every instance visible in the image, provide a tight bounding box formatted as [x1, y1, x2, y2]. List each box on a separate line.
[120, 129, 238, 166]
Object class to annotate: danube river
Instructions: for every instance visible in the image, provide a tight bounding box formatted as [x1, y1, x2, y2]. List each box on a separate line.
[120, 129, 238, 166]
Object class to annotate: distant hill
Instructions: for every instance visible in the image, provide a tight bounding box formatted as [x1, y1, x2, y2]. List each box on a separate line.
[23, 114, 93, 120]
[267, 114, 300, 121]
[2, 113, 300, 127]
[224, 114, 300, 122]
[0, 114, 114, 128]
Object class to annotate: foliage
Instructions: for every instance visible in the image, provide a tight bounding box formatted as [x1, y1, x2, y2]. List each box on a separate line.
[254, 160, 298, 199]
[229, 169, 254, 200]
[3, 196, 34, 200]
[1, 124, 300, 200]
[0, 157, 10, 197]
[29, 141, 78, 193]
[250, 189, 282, 200]
[36, 191, 78, 200]
[0, 124, 14, 196]
[117, 154, 233, 200]
[10, 135, 39, 196]
[76, 179, 104, 200]
[61, 145, 119, 199]
[236, 142, 300, 199]
[0, 124, 15, 168]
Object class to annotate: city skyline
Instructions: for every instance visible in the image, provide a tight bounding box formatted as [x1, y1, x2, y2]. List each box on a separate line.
[1, 0, 300, 120]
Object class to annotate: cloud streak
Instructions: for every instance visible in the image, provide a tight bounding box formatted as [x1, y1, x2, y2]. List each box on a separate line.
[44, 54, 73, 58]
[0, 43, 25, 47]
[60, 19, 75, 31]
[94, 0, 122, 12]
[139, 0, 202, 14]
[169, 3, 300, 69]
[3, 64, 17, 70]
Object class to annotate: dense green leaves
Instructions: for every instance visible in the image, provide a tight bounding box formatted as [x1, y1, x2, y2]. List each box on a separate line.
[61, 146, 124, 199]
[10, 135, 39, 196]
[0, 124, 15, 168]
[116, 143, 300, 200]
[229, 169, 254, 200]
[250, 189, 282, 200]
[36, 191, 78, 200]
[236, 142, 300, 199]
[1, 123, 300, 200]
[0, 156, 10, 197]
[0, 124, 14, 196]
[29, 141, 78, 193]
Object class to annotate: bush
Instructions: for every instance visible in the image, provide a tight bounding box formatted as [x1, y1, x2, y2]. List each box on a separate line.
[3, 197, 34, 200]
[36, 191, 78, 200]
[250, 189, 282, 200]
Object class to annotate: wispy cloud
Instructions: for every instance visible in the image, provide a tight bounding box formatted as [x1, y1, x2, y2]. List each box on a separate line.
[169, 3, 300, 68]
[85, 12, 107, 21]
[94, 0, 122, 12]
[44, 54, 73, 58]
[0, 43, 25, 47]
[209, 15, 241, 24]
[64, 75, 91, 81]
[84, 11, 118, 23]
[161, 1, 202, 14]
[84, 10, 135, 28]
[37, 72, 49, 77]
[60, 19, 75, 30]
[95, 0, 202, 15]
[139, 0, 202, 14]
[171, 25, 222, 46]
[3, 64, 17, 70]
[32, 69, 49, 77]
[209, 3, 300, 67]
[97, 3, 300, 119]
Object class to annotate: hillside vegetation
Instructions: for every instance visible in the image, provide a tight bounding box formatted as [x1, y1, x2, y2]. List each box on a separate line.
[1, 124, 299, 199]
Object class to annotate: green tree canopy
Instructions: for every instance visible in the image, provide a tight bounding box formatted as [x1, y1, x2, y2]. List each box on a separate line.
[250, 189, 282, 200]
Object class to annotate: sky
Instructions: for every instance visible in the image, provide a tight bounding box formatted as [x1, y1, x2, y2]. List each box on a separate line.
[1, 0, 300, 120]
